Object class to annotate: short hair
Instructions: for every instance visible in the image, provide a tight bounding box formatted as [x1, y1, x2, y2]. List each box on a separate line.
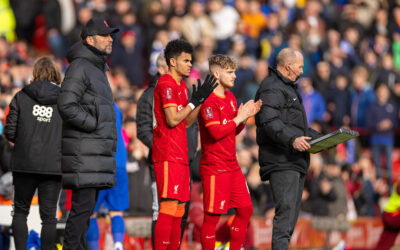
[276, 48, 297, 66]
[164, 39, 193, 67]
[31, 57, 62, 85]
[209, 54, 237, 72]
[156, 52, 167, 68]
[352, 65, 368, 78]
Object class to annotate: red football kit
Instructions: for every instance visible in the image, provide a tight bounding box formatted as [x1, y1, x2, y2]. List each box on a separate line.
[198, 91, 251, 214]
[152, 74, 190, 202]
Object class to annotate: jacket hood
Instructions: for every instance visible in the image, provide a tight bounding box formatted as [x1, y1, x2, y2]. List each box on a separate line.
[23, 81, 60, 105]
[67, 42, 108, 71]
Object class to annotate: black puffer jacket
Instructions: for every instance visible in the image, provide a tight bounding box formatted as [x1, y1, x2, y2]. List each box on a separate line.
[58, 42, 117, 189]
[5, 81, 62, 175]
[255, 68, 321, 181]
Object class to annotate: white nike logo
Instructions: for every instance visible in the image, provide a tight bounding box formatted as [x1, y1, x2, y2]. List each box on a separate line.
[162, 241, 170, 244]
[293, 98, 297, 101]
[205, 235, 215, 239]
[220, 106, 224, 110]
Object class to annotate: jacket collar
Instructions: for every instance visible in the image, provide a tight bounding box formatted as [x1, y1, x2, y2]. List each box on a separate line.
[67, 42, 108, 71]
[268, 67, 298, 89]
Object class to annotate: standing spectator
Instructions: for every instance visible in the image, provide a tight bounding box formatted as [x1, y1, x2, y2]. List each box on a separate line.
[4, 57, 63, 250]
[207, 0, 240, 54]
[110, 30, 144, 87]
[366, 83, 398, 184]
[57, 18, 119, 249]
[299, 77, 327, 125]
[255, 48, 322, 250]
[326, 74, 351, 127]
[152, 39, 217, 250]
[311, 61, 334, 98]
[198, 54, 261, 250]
[181, 1, 214, 47]
[350, 65, 375, 128]
[241, 0, 268, 39]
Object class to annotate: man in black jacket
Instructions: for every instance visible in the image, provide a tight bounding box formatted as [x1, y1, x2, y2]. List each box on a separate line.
[255, 48, 321, 250]
[57, 18, 119, 249]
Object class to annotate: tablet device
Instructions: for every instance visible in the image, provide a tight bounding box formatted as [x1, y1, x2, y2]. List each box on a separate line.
[307, 128, 359, 154]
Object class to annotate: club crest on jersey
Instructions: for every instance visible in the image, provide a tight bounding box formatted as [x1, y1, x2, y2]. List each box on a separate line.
[230, 100, 236, 111]
[166, 88, 173, 100]
[220, 200, 226, 209]
[205, 107, 214, 119]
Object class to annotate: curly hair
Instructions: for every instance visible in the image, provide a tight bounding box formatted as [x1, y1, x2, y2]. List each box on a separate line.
[208, 54, 237, 72]
[164, 39, 193, 67]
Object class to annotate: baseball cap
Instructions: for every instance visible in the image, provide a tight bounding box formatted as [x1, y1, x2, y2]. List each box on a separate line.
[81, 18, 119, 39]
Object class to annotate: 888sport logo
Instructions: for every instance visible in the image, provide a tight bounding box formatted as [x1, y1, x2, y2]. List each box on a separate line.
[32, 105, 53, 123]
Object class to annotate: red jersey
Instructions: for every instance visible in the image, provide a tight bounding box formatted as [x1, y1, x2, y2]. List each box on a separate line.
[198, 91, 245, 175]
[152, 74, 189, 164]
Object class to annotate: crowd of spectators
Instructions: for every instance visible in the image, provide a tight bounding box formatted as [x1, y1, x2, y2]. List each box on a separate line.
[1, 0, 400, 244]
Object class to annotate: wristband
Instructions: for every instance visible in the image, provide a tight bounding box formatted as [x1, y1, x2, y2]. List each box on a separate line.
[188, 103, 195, 110]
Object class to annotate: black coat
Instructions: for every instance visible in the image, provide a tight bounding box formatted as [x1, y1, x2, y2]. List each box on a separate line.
[255, 68, 321, 181]
[5, 81, 62, 175]
[58, 42, 117, 189]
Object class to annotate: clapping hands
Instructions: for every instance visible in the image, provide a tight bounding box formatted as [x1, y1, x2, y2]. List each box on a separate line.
[237, 99, 262, 124]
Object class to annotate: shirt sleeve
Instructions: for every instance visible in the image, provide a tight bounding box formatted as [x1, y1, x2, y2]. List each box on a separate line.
[159, 81, 178, 109]
[201, 102, 236, 140]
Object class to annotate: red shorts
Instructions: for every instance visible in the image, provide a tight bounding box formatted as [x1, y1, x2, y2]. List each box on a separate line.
[201, 169, 252, 214]
[154, 161, 190, 202]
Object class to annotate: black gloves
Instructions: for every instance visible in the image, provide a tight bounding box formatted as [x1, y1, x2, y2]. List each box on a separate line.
[190, 74, 218, 107]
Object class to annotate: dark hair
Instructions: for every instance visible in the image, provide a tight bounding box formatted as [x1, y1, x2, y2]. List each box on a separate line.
[164, 39, 193, 67]
[31, 57, 62, 85]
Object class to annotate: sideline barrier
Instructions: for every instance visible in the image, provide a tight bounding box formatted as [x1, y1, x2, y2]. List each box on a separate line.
[96, 216, 400, 249]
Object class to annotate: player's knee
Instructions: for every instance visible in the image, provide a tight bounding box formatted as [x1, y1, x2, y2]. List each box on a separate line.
[159, 201, 178, 216]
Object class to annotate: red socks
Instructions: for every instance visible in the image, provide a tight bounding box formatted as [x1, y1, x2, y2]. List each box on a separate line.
[155, 202, 185, 250]
[229, 206, 253, 250]
[167, 205, 185, 249]
[154, 212, 174, 250]
[201, 213, 220, 250]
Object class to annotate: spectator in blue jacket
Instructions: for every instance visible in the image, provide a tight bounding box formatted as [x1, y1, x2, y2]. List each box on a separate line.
[366, 83, 399, 185]
[350, 65, 376, 128]
[300, 77, 327, 125]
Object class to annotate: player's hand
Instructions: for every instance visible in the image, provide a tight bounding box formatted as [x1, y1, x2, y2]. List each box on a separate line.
[292, 136, 311, 152]
[249, 99, 262, 116]
[190, 74, 218, 107]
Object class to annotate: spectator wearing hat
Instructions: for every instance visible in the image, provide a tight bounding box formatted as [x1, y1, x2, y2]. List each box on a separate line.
[111, 30, 144, 87]
[57, 17, 119, 249]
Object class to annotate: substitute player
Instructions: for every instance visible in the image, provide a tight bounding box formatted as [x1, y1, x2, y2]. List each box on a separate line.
[198, 54, 262, 250]
[152, 39, 218, 250]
